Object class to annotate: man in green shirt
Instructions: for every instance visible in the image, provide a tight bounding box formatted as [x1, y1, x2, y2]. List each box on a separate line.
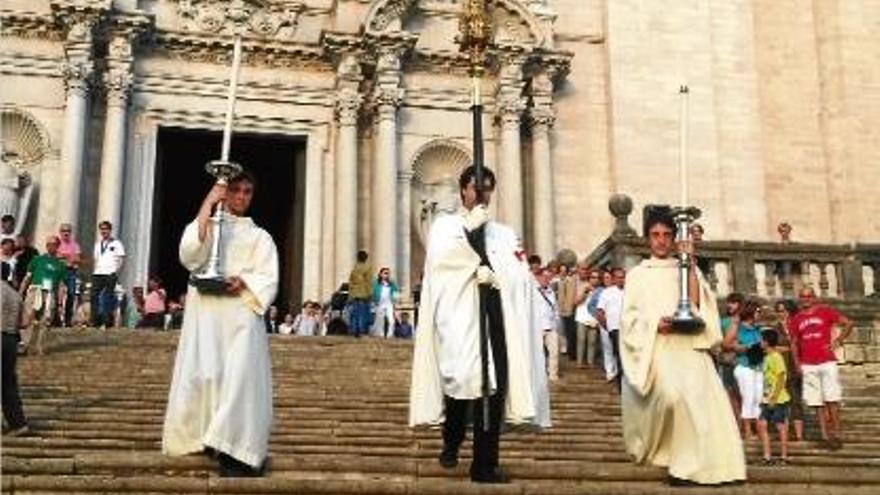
[347, 250, 373, 338]
[19, 236, 67, 354]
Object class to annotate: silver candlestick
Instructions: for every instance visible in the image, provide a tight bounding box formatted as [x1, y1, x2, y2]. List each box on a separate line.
[670, 205, 704, 333]
[189, 160, 243, 294]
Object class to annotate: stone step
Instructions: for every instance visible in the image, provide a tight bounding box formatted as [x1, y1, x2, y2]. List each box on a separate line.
[5, 330, 879, 494]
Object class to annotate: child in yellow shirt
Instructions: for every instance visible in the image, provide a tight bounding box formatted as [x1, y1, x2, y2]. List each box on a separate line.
[759, 329, 791, 465]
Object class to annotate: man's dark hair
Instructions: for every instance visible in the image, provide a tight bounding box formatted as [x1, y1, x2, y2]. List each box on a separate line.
[0, 238, 13, 248]
[762, 329, 779, 347]
[229, 169, 257, 189]
[642, 204, 675, 237]
[610, 266, 626, 276]
[98, 220, 113, 230]
[458, 165, 497, 193]
[527, 254, 542, 266]
[1, 214, 13, 223]
[356, 250, 368, 262]
[726, 292, 745, 305]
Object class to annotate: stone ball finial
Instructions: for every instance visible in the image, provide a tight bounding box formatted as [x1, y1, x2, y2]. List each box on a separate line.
[609, 193, 633, 218]
[609, 193, 637, 237]
[555, 248, 578, 268]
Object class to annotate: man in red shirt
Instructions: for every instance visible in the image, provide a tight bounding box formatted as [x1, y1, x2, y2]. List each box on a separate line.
[788, 287, 853, 449]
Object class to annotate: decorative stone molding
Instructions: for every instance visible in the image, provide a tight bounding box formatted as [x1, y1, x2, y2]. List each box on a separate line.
[0, 11, 62, 41]
[155, 31, 325, 69]
[104, 66, 134, 106]
[0, 107, 51, 169]
[335, 91, 362, 126]
[529, 105, 555, 129]
[367, 0, 417, 32]
[177, 0, 304, 39]
[60, 59, 94, 97]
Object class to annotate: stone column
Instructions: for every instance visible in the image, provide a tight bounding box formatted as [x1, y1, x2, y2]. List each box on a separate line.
[334, 54, 363, 284]
[97, 33, 135, 230]
[58, 19, 96, 229]
[529, 71, 556, 260]
[397, 170, 413, 301]
[371, 49, 403, 277]
[495, 55, 526, 236]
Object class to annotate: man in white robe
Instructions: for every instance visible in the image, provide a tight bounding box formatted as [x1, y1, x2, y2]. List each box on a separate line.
[620, 206, 745, 485]
[162, 171, 278, 477]
[409, 166, 550, 483]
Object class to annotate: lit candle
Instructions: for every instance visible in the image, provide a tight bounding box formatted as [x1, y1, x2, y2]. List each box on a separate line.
[679, 84, 689, 207]
[220, 36, 243, 163]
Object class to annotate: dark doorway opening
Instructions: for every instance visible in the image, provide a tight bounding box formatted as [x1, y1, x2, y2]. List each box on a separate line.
[152, 127, 305, 312]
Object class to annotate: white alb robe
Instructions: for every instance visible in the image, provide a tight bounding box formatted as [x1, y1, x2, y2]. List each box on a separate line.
[409, 212, 550, 428]
[620, 257, 745, 484]
[162, 216, 278, 468]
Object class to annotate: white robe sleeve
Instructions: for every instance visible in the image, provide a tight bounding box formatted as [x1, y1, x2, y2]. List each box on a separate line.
[408, 227, 445, 426]
[620, 266, 659, 396]
[178, 221, 212, 272]
[238, 230, 279, 316]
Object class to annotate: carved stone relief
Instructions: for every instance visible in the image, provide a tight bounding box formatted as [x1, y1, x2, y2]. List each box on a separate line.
[177, 0, 304, 39]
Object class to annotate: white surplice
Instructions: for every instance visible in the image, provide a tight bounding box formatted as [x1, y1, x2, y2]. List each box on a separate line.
[162, 216, 278, 468]
[409, 212, 550, 428]
[620, 257, 745, 484]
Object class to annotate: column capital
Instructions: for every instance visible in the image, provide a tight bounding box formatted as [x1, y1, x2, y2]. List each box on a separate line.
[104, 65, 134, 107]
[529, 105, 556, 130]
[335, 88, 363, 126]
[496, 91, 526, 126]
[372, 86, 403, 122]
[61, 58, 95, 97]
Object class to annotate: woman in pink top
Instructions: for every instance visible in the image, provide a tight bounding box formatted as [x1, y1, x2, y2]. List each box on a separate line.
[57, 224, 81, 327]
[138, 276, 167, 329]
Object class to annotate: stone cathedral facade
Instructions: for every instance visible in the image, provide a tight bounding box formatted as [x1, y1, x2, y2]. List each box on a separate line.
[1, 0, 878, 302]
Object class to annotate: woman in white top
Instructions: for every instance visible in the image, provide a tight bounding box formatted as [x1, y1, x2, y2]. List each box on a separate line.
[370, 268, 399, 338]
[278, 313, 295, 335]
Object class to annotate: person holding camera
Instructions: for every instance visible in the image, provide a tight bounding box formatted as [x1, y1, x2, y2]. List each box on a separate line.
[723, 298, 765, 440]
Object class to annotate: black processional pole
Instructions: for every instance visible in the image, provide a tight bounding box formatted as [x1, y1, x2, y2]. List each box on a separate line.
[459, 0, 493, 432]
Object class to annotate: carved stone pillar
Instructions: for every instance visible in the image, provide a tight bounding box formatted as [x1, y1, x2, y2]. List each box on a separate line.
[58, 16, 96, 229]
[495, 54, 527, 236]
[97, 32, 136, 230]
[529, 71, 556, 260]
[371, 49, 403, 278]
[334, 54, 363, 284]
[397, 170, 413, 301]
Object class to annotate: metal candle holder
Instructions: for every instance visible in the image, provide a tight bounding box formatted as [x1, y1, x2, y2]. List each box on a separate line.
[189, 160, 243, 294]
[670, 205, 705, 333]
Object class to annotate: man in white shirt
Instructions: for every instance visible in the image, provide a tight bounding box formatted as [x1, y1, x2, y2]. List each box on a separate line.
[536, 267, 560, 382]
[596, 267, 625, 385]
[91, 221, 125, 328]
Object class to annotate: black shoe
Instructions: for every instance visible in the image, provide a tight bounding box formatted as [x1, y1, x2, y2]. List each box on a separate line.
[667, 476, 700, 487]
[471, 467, 510, 483]
[218, 453, 264, 478]
[438, 449, 459, 468]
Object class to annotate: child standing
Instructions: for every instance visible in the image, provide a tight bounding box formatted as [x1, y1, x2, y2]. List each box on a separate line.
[758, 329, 791, 465]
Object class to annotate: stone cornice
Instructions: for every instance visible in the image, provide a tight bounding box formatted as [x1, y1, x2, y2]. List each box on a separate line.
[152, 29, 327, 69]
[0, 10, 62, 41]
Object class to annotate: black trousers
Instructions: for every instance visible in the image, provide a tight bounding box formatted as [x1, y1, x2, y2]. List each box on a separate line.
[442, 288, 507, 477]
[562, 316, 577, 361]
[609, 329, 622, 385]
[91, 273, 117, 327]
[2, 333, 27, 429]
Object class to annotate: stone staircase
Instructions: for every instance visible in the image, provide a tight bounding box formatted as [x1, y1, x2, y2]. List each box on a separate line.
[3, 329, 880, 494]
